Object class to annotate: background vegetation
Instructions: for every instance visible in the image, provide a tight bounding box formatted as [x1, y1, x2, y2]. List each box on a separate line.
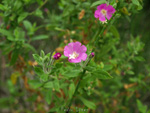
[0, 0, 150, 113]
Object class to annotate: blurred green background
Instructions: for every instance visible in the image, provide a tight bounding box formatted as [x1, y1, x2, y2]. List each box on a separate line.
[0, 0, 150, 113]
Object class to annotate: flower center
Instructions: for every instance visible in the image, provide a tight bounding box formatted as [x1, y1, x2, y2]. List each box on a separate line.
[101, 9, 107, 16]
[69, 52, 79, 59]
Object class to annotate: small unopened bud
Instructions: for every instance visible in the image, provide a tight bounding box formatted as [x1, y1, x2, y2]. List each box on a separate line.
[6, 25, 10, 30]
[44, 8, 49, 13]
[53, 53, 61, 60]
[90, 52, 95, 57]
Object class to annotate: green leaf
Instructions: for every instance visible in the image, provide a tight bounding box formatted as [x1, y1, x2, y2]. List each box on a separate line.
[62, 69, 81, 78]
[28, 80, 43, 89]
[0, 4, 5, 11]
[103, 65, 113, 71]
[53, 79, 60, 92]
[137, 99, 147, 113]
[137, 4, 143, 10]
[45, 89, 52, 104]
[127, 70, 134, 75]
[109, 25, 120, 38]
[147, 110, 150, 113]
[33, 54, 42, 65]
[23, 20, 32, 30]
[18, 12, 28, 23]
[34, 9, 43, 18]
[40, 50, 45, 58]
[92, 69, 113, 79]
[34, 67, 43, 76]
[10, 50, 19, 65]
[79, 96, 96, 109]
[80, 74, 95, 88]
[132, 0, 140, 6]
[69, 83, 75, 98]
[91, 0, 106, 8]
[0, 29, 12, 37]
[44, 82, 54, 88]
[14, 27, 25, 40]
[134, 56, 145, 61]
[31, 35, 49, 41]
[85, 66, 96, 72]
[23, 43, 37, 53]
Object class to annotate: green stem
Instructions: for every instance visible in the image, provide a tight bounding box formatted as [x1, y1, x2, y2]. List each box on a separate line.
[66, 13, 117, 113]
[92, 13, 117, 51]
[93, 26, 106, 48]
[66, 69, 86, 113]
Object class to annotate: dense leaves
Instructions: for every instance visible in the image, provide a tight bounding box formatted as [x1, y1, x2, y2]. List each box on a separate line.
[0, 0, 150, 113]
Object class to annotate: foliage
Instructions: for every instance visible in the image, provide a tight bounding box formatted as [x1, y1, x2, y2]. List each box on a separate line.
[0, 0, 150, 113]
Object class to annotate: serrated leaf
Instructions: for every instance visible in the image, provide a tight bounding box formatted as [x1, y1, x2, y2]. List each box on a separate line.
[109, 25, 120, 38]
[0, 4, 5, 11]
[34, 9, 43, 18]
[18, 12, 28, 23]
[132, 0, 140, 6]
[0, 29, 12, 37]
[10, 50, 19, 65]
[85, 66, 96, 72]
[91, 0, 106, 8]
[23, 43, 37, 53]
[28, 80, 42, 89]
[62, 69, 81, 78]
[31, 35, 49, 41]
[92, 70, 113, 79]
[137, 99, 147, 113]
[69, 83, 75, 98]
[23, 20, 32, 30]
[53, 79, 60, 92]
[79, 96, 96, 109]
[45, 89, 52, 104]
[80, 74, 95, 88]
[44, 82, 53, 88]
[33, 54, 42, 65]
[34, 67, 43, 76]
[134, 56, 145, 61]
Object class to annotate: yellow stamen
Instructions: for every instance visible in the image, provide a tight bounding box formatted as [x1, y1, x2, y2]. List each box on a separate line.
[69, 52, 79, 59]
[101, 9, 107, 16]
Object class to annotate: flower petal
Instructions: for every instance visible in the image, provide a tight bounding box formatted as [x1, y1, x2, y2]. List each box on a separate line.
[97, 4, 107, 10]
[64, 43, 74, 57]
[80, 53, 87, 61]
[75, 45, 87, 54]
[94, 10, 100, 18]
[99, 13, 106, 21]
[68, 57, 81, 63]
[106, 12, 112, 20]
[107, 5, 116, 14]
[73, 42, 81, 50]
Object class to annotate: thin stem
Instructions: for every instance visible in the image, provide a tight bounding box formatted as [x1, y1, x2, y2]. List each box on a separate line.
[66, 13, 117, 113]
[29, 0, 48, 15]
[66, 69, 86, 113]
[92, 13, 117, 51]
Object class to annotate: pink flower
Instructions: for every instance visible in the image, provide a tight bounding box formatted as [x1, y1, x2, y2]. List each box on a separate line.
[94, 4, 115, 22]
[64, 42, 87, 63]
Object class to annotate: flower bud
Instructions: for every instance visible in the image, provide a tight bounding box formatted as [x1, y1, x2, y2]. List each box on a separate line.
[44, 8, 49, 13]
[90, 52, 95, 57]
[53, 53, 61, 60]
